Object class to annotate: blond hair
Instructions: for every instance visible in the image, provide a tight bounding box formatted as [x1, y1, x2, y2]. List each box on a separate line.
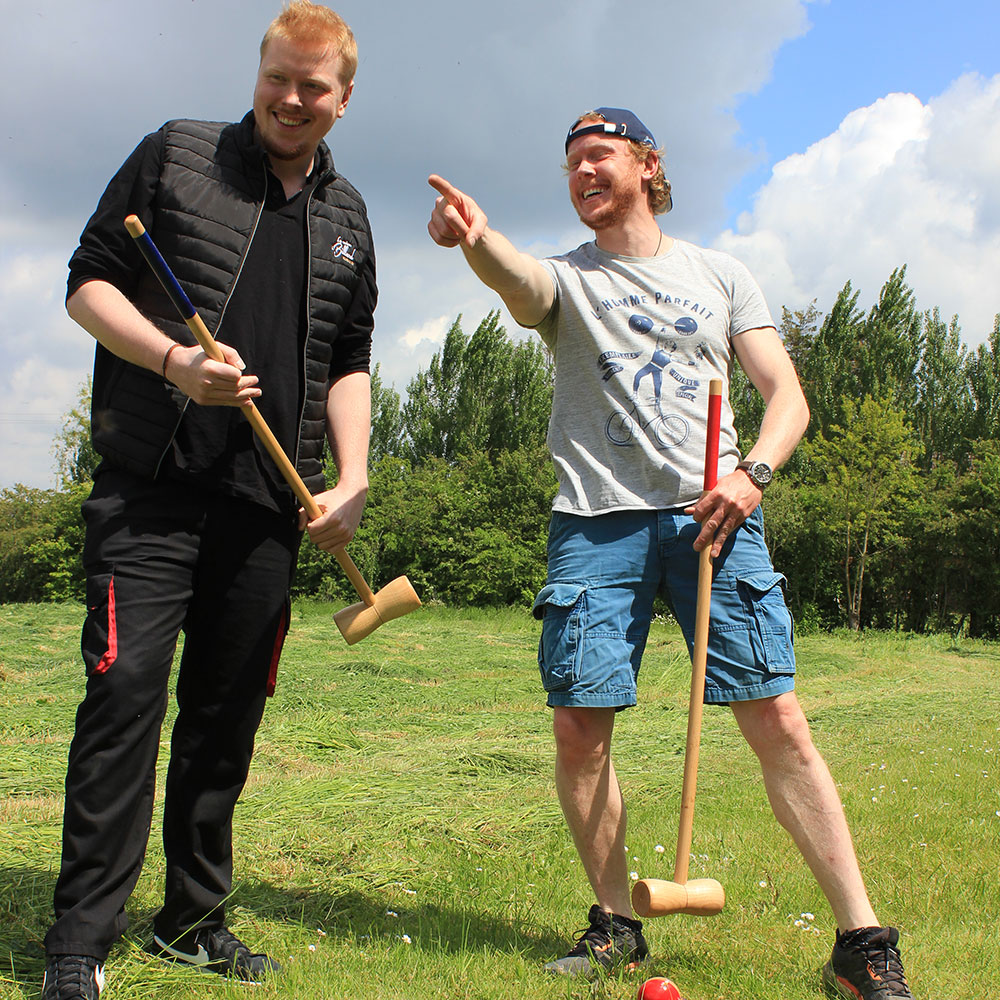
[567, 112, 672, 215]
[260, 2, 358, 85]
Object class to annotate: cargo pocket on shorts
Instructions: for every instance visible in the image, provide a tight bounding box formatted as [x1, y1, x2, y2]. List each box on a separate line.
[735, 570, 795, 673]
[533, 583, 587, 693]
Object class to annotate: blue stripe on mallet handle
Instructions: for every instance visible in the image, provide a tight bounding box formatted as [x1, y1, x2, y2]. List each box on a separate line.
[123, 214, 412, 638]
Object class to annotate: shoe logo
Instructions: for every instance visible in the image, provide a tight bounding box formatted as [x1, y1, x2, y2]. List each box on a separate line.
[331, 236, 357, 262]
[95, 966, 106, 992]
[154, 934, 211, 966]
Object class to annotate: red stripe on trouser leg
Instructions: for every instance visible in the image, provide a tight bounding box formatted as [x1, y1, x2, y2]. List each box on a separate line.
[266, 602, 289, 697]
[94, 576, 118, 674]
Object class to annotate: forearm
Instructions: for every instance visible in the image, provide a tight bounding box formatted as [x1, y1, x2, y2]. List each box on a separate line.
[67, 279, 174, 373]
[325, 370, 371, 490]
[459, 228, 553, 327]
[744, 382, 809, 470]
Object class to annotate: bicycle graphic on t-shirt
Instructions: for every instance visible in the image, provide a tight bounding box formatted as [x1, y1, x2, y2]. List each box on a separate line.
[604, 313, 697, 450]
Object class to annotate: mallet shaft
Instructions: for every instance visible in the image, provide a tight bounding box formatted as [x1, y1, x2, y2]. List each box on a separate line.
[674, 378, 722, 884]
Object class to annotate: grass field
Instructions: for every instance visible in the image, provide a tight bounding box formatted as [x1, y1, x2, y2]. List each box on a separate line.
[1, 600, 997, 999]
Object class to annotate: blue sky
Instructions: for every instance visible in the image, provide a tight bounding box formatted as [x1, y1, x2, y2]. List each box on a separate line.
[1, 0, 998, 488]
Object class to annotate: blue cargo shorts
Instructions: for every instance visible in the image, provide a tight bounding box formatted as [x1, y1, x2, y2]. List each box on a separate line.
[532, 507, 795, 709]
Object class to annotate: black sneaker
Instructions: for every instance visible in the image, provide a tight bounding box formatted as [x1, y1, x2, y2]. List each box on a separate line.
[41, 955, 105, 1000]
[151, 926, 281, 983]
[822, 926, 914, 999]
[543, 904, 649, 977]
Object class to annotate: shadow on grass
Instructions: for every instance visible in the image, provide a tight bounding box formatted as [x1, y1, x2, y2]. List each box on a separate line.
[0, 864, 568, 994]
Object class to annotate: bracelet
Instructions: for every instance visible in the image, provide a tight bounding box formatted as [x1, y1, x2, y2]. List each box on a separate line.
[161, 342, 180, 379]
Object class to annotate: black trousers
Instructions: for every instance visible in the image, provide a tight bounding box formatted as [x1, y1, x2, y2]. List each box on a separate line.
[45, 469, 300, 961]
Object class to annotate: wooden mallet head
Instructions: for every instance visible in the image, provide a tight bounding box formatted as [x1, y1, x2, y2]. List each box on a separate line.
[632, 876, 725, 917]
[333, 574, 422, 645]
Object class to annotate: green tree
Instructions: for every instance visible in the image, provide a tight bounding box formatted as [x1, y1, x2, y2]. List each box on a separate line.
[779, 299, 821, 375]
[800, 281, 864, 437]
[948, 440, 1000, 638]
[401, 312, 553, 463]
[0, 482, 88, 602]
[803, 396, 922, 630]
[52, 376, 99, 487]
[856, 266, 923, 408]
[965, 316, 1000, 444]
[913, 309, 971, 470]
[369, 363, 404, 465]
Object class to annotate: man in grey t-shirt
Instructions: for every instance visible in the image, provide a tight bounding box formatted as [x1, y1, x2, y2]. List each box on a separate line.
[426, 109, 914, 1000]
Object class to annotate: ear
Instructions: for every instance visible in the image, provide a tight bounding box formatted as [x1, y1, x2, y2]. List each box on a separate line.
[641, 150, 659, 180]
[336, 80, 354, 119]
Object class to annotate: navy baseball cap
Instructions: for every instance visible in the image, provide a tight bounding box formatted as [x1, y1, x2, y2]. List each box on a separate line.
[565, 107, 657, 152]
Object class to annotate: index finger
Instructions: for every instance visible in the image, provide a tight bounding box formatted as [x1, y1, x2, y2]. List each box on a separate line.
[428, 174, 462, 203]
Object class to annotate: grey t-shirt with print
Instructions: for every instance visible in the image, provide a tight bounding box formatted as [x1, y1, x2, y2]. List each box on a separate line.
[531, 238, 775, 515]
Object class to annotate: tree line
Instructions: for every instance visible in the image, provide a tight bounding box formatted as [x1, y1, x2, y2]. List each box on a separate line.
[3, 269, 999, 636]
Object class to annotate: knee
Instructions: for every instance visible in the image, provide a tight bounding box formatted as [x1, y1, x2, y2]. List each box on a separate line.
[734, 695, 815, 762]
[553, 707, 614, 772]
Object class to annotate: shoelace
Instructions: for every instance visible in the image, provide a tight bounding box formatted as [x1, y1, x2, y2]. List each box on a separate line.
[567, 918, 612, 956]
[48, 957, 100, 999]
[861, 940, 911, 997]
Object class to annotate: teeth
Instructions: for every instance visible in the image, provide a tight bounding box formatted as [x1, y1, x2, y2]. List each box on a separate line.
[276, 115, 304, 126]
[583, 188, 604, 200]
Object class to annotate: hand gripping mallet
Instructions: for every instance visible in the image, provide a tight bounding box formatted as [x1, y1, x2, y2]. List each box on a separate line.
[124, 215, 421, 645]
[631, 377, 726, 918]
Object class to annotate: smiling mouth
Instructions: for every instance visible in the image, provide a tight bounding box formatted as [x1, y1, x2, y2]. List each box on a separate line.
[582, 187, 607, 201]
[274, 113, 306, 128]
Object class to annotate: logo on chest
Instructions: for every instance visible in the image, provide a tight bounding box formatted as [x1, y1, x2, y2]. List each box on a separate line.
[331, 236, 357, 262]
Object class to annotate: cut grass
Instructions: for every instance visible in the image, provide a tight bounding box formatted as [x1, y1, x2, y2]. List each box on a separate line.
[1, 601, 997, 998]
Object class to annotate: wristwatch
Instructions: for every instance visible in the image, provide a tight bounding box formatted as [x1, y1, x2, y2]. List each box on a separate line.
[737, 460, 773, 490]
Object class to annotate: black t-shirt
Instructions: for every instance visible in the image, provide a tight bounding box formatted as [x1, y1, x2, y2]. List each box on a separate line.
[68, 124, 375, 514]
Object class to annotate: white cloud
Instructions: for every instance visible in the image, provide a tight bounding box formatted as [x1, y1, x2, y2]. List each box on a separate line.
[715, 73, 1000, 343]
[401, 315, 451, 352]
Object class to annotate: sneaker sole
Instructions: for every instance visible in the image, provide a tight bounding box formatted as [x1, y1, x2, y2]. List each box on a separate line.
[543, 955, 649, 979]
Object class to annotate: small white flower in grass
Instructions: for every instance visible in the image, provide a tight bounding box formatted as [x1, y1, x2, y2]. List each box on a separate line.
[759, 880, 768, 888]
[802, 912, 815, 921]
[654, 844, 665, 854]
[401, 934, 412, 944]
[308, 944, 316, 952]
[317, 928, 326, 936]
[402, 888, 417, 895]
[630, 871, 639, 880]
[386, 910, 398, 918]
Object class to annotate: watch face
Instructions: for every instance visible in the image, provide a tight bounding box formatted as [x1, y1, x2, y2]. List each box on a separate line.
[751, 462, 773, 487]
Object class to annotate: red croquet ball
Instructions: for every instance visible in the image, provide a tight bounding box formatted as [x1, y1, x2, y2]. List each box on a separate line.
[637, 977, 682, 1000]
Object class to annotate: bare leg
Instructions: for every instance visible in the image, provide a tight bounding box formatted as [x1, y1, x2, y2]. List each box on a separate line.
[553, 706, 633, 916]
[730, 692, 878, 931]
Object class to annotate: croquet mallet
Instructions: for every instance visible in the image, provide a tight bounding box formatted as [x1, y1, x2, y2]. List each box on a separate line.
[124, 215, 421, 645]
[632, 377, 726, 918]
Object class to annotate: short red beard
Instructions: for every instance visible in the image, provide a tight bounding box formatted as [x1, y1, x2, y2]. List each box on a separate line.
[576, 183, 641, 231]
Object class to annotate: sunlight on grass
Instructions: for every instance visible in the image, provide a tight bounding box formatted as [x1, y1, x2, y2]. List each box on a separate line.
[1, 602, 997, 999]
